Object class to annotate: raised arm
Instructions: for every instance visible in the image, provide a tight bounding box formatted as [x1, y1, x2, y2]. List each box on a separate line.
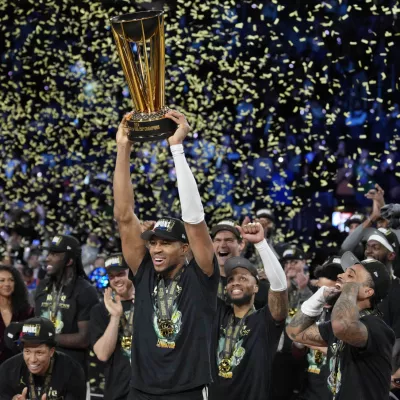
[237, 222, 288, 322]
[330, 282, 368, 348]
[166, 111, 215, 277]
[113, 114, 147, 275]
[286, 286, 335, 347]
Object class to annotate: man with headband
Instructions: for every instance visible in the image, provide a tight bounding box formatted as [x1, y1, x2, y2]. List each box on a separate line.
[90, 253, 134, 400]
[0, 317, 86, 399]
[113, 111, 218, 399]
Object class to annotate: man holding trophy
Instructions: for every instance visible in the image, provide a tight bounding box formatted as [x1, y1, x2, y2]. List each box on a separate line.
[111, 10, 219, 400]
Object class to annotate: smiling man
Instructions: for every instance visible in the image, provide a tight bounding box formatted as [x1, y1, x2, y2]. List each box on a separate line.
[35, 235, 99, 379]
[0, 317, 86, 400]
[90, 253, 134, 400]
[287, 251, 394, 400]
[209, 222, 288, 400]
[113, 110, 218, 399]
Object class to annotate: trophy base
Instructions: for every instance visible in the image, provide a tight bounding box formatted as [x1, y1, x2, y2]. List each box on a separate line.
[125, 109, 178, 142]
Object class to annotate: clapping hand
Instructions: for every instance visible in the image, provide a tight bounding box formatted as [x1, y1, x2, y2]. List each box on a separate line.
[104, 288, 123, 318]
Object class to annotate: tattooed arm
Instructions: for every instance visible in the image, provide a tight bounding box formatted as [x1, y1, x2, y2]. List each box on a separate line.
[286, 311, 327, 347]
[268, 290, 289, 322]
[331, 282, 368, 348]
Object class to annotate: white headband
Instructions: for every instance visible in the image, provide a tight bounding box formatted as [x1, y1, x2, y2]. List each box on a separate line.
[368, 234, 394, 252]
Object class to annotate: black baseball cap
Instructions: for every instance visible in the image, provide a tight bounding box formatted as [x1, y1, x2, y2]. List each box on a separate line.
[345, 214, 365, 227]
[224, 256, 259, 282]
[141, 217, 188, 243]
[105, 253, 128, 272]
[5, 317, 56, 347]
[42, 235, 81, 257]
[340, 251, 391, 302]
[314, 256, 342, 281]
[210, 220, 241, 240]
[255, 208, 275, 223]
[281, 246, 305, 261]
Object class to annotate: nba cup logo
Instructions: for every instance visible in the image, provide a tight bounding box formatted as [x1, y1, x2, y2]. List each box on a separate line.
[110, 11, 177, 142]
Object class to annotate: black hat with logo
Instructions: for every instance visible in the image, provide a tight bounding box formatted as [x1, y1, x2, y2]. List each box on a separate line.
[5, 317, 56, 347]
[281, 246, 305, 261]
[42, 235, 81, 257]
[255, 208, 275, 223]
[224, 256, 259, 282]
[141, 217, 188, 243]
[210, 220, 241, 240]
[314, 256, 342, 282]
[105, 253, 129, 273]
[341, 251, 391, 302]
[344, 214, 365, 227]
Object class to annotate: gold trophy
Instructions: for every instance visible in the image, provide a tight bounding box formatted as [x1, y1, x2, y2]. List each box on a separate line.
[110, 10, 177, 142]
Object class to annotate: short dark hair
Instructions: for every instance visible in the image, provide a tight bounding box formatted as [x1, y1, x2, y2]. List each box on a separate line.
[364, 273, 379, 309]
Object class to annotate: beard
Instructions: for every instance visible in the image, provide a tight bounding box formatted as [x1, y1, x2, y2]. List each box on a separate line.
[158, 264, 179, 277]
[325, 290, 341, 306]
[227, 292, 253, 306]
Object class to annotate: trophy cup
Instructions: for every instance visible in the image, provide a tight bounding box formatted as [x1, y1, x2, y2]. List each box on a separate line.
[110, 10, 177, 142]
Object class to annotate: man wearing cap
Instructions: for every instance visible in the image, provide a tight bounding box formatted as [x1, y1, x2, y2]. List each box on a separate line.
[208, 221, 288, 400]
[297, 256, 343, 400]
[114, 111, 218, 399]
[287, 251, 395, 400]
[0, 317, 86, 399]
[90, 253, 134, 400]
[211, 219, 269, 309]
[35, 234, 99, 377]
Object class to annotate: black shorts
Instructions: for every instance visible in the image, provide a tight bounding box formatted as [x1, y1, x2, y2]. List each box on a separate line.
[128, 386, 207, 400]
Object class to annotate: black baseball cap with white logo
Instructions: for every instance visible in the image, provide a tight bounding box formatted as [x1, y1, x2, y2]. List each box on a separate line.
[281, 247, 305, 261]
[345, 214, 365, 227]
[141, 217, 188, 243]
[255, 208, 275, 223]
[105, 253, 128, 272]
[5, 317, 56, 347]
[340, 251, 391, 302]
[224, 256, 259, 282]
[42, 235, 81, 257]
[314, 256, 342, 282]
[210, 220, 241, 240]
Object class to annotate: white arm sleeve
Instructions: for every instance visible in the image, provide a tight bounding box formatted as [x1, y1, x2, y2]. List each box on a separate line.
[300, 286, 326, 317]
[254, 239, 287, 291]
[170, 144, 204, 224]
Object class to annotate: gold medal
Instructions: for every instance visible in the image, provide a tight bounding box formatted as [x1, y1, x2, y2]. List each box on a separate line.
[121, 336, 132, 350]
[158, 319, 174, 338]
[219, 358, 232, 373]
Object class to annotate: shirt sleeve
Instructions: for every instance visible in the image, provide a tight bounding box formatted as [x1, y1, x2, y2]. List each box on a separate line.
[132, 250, 152, 287]
[0, 360, 19, 399]
[89, 303, 109, 347]
[318, 320, 334, 344]
[65, 360, 87, 400]
[77, 282, 99, 322]
[359, 316, 395, 355]
[191, 255, 220, 310]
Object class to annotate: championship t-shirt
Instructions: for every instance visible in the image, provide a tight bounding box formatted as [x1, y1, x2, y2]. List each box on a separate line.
[35, 276, 99, 374]
[318, 315, 395, 400]
[208, 300, 284, 400]
[90, 300, 133, 400]
[0, 351, 86, 399]
[130, 251, 219, 395]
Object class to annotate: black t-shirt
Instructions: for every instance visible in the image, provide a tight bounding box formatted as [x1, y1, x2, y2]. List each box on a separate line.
[130, 251, 219, 395]
[318, 315, 395, 400]
[0, 351, 86, 399]
[35, 276, 99, 373]
[90, 300, 132, 400]
[219, 276, 269, 310]
[208, 299, 284, 400]
[379, 278, 400, 337]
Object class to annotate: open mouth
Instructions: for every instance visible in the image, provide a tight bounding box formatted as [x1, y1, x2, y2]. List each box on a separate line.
[335, 282, 342, 290]
[230, 288, 243, 296]
[153, 257, 166, 267]
[218, 252, 230, 259]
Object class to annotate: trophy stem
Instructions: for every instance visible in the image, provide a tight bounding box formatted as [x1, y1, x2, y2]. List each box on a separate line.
[141, 20, 155, 112]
